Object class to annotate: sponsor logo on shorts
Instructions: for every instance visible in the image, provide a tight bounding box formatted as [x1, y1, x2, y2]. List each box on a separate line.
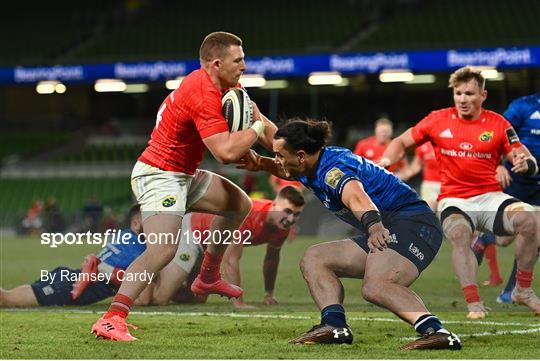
[179, 253, 191, 261]
[408, 243, 424, 261]
[387, 233, 398, 244]
[162, 196, 176, 208]
[478, 131, 494, 142]
[325, 167, 345, 189]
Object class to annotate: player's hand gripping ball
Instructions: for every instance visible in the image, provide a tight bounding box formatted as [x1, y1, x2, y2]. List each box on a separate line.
[221, 88, 254, 132]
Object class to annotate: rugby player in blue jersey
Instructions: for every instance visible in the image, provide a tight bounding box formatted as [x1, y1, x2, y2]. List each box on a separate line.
[0, 205, 146, 307]
[237, 118, 461, 350]
[476, 92, 540, 304]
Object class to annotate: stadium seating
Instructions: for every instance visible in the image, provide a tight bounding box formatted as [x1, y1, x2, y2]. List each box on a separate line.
[0, 134, 68, 161]
[352, 0, 540, 51]
[0, 178, 133, 226]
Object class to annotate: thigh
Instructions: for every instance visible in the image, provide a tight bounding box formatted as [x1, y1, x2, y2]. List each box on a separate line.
[315, 239, 368, 279]
[154, 261, 190, 303]
[364, 248, 419, 287]
[188, 170, 250, 215]
[131, 161, 193, 222]
[474, 192, 520, 236]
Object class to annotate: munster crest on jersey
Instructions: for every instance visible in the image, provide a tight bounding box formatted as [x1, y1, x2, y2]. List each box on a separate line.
[325, 167, 345, 189]
[478, 131, 494, 142]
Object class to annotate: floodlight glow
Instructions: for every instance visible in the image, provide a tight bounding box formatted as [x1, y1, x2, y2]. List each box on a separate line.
[36, 81, 59, 94]
[308, 72, 342, 85]
[94, 79, 126, 92]
[406, 74, 436, 84]
[54, 83, 66, 93]
[124, 84, 149, 93]
[334, 78, 350, 87]
[261, 80, 288, 90]
[379, 70, 414, 83]
[239, 74, 266, 88]
[165, 77, 184, 90]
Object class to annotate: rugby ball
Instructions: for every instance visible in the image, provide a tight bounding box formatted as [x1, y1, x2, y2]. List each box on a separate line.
[221, 88, 254, 132]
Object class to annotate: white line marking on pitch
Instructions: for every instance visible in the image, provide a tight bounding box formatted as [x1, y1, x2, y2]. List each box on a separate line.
[400, 327, 540, 340]
[2, 309, 539, 329]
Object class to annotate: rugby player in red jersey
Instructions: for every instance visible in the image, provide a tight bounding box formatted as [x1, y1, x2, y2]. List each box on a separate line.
[91, 31, 278, 341]
[149, 185, 305, 309]
[381, 66, 539, 319]
[401, 142, 441, 211]
[353, 117, 408, 177]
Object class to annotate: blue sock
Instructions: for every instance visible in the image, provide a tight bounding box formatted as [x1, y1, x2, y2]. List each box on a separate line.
[480, 232, 496, 246]
[503, 260, 518, 294]
[321, 304, 347, 327]
[414, 314, 445, 335]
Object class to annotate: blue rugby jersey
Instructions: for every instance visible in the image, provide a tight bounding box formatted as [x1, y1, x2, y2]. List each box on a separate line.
[97, 229, 146, 270]
[295, 146, 428, 230]
[503, 93, 540, 182]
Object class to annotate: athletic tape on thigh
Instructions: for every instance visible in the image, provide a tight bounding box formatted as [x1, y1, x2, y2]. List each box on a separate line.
[443, 216, 473, 235]
[504, 202, 536, 234]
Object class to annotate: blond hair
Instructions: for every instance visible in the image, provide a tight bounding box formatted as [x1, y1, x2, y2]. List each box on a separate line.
[448, 66, 486, 91]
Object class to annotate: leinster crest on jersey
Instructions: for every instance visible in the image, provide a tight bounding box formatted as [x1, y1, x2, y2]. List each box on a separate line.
[325, 167, 345, 189]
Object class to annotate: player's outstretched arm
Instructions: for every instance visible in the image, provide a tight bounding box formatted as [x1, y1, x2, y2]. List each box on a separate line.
[236, 150, 292, 180]
[380, 128, 417, 168]
[341, 180, 390, 252]
[263, 245, 281, 305]
[400, 155, 423, 181]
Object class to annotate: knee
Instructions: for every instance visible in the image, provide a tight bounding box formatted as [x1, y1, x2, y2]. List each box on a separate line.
[513, 213, 537, 238]
[299, 246, 324, 277]
[445, 225, 473, 248]
[361, 280, 383, 304]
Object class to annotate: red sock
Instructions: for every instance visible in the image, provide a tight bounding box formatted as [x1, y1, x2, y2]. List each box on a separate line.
[484, 244, 502, 280]
[516, 269, 533, 289]
[200, 251, 223, 283]
[462, 284, 481, 304]
[104, 293, 133, 319]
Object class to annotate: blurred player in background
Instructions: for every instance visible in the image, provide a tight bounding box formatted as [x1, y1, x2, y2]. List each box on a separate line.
[475, 92, 540, 303]
[91, 31, 278, 341]
[401, 141, 441, 211]
[0, 205, 144, 307]
[148, 186, 305, 309]
[353, 117, 408, 178]
[381, 67, 539, 319]
[239, 119, 461, 350]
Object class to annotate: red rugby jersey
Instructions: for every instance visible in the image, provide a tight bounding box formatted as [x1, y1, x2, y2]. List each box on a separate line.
[411, 107, 522, 200]
[353, 136, 406, 173]
[139, 68, 229, 174]
[190, 199, 290, 249]
[415, 142, 441, 182]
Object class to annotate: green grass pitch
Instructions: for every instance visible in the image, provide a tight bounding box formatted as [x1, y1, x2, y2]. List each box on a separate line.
[1, 235, 539, 359]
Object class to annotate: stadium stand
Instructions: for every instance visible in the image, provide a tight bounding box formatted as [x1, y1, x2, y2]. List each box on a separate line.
[352, 0, 540, 51]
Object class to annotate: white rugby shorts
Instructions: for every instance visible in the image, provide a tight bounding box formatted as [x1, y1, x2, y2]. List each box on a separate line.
[438, 191, 521, 235]
[131, 161, 213, 221]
